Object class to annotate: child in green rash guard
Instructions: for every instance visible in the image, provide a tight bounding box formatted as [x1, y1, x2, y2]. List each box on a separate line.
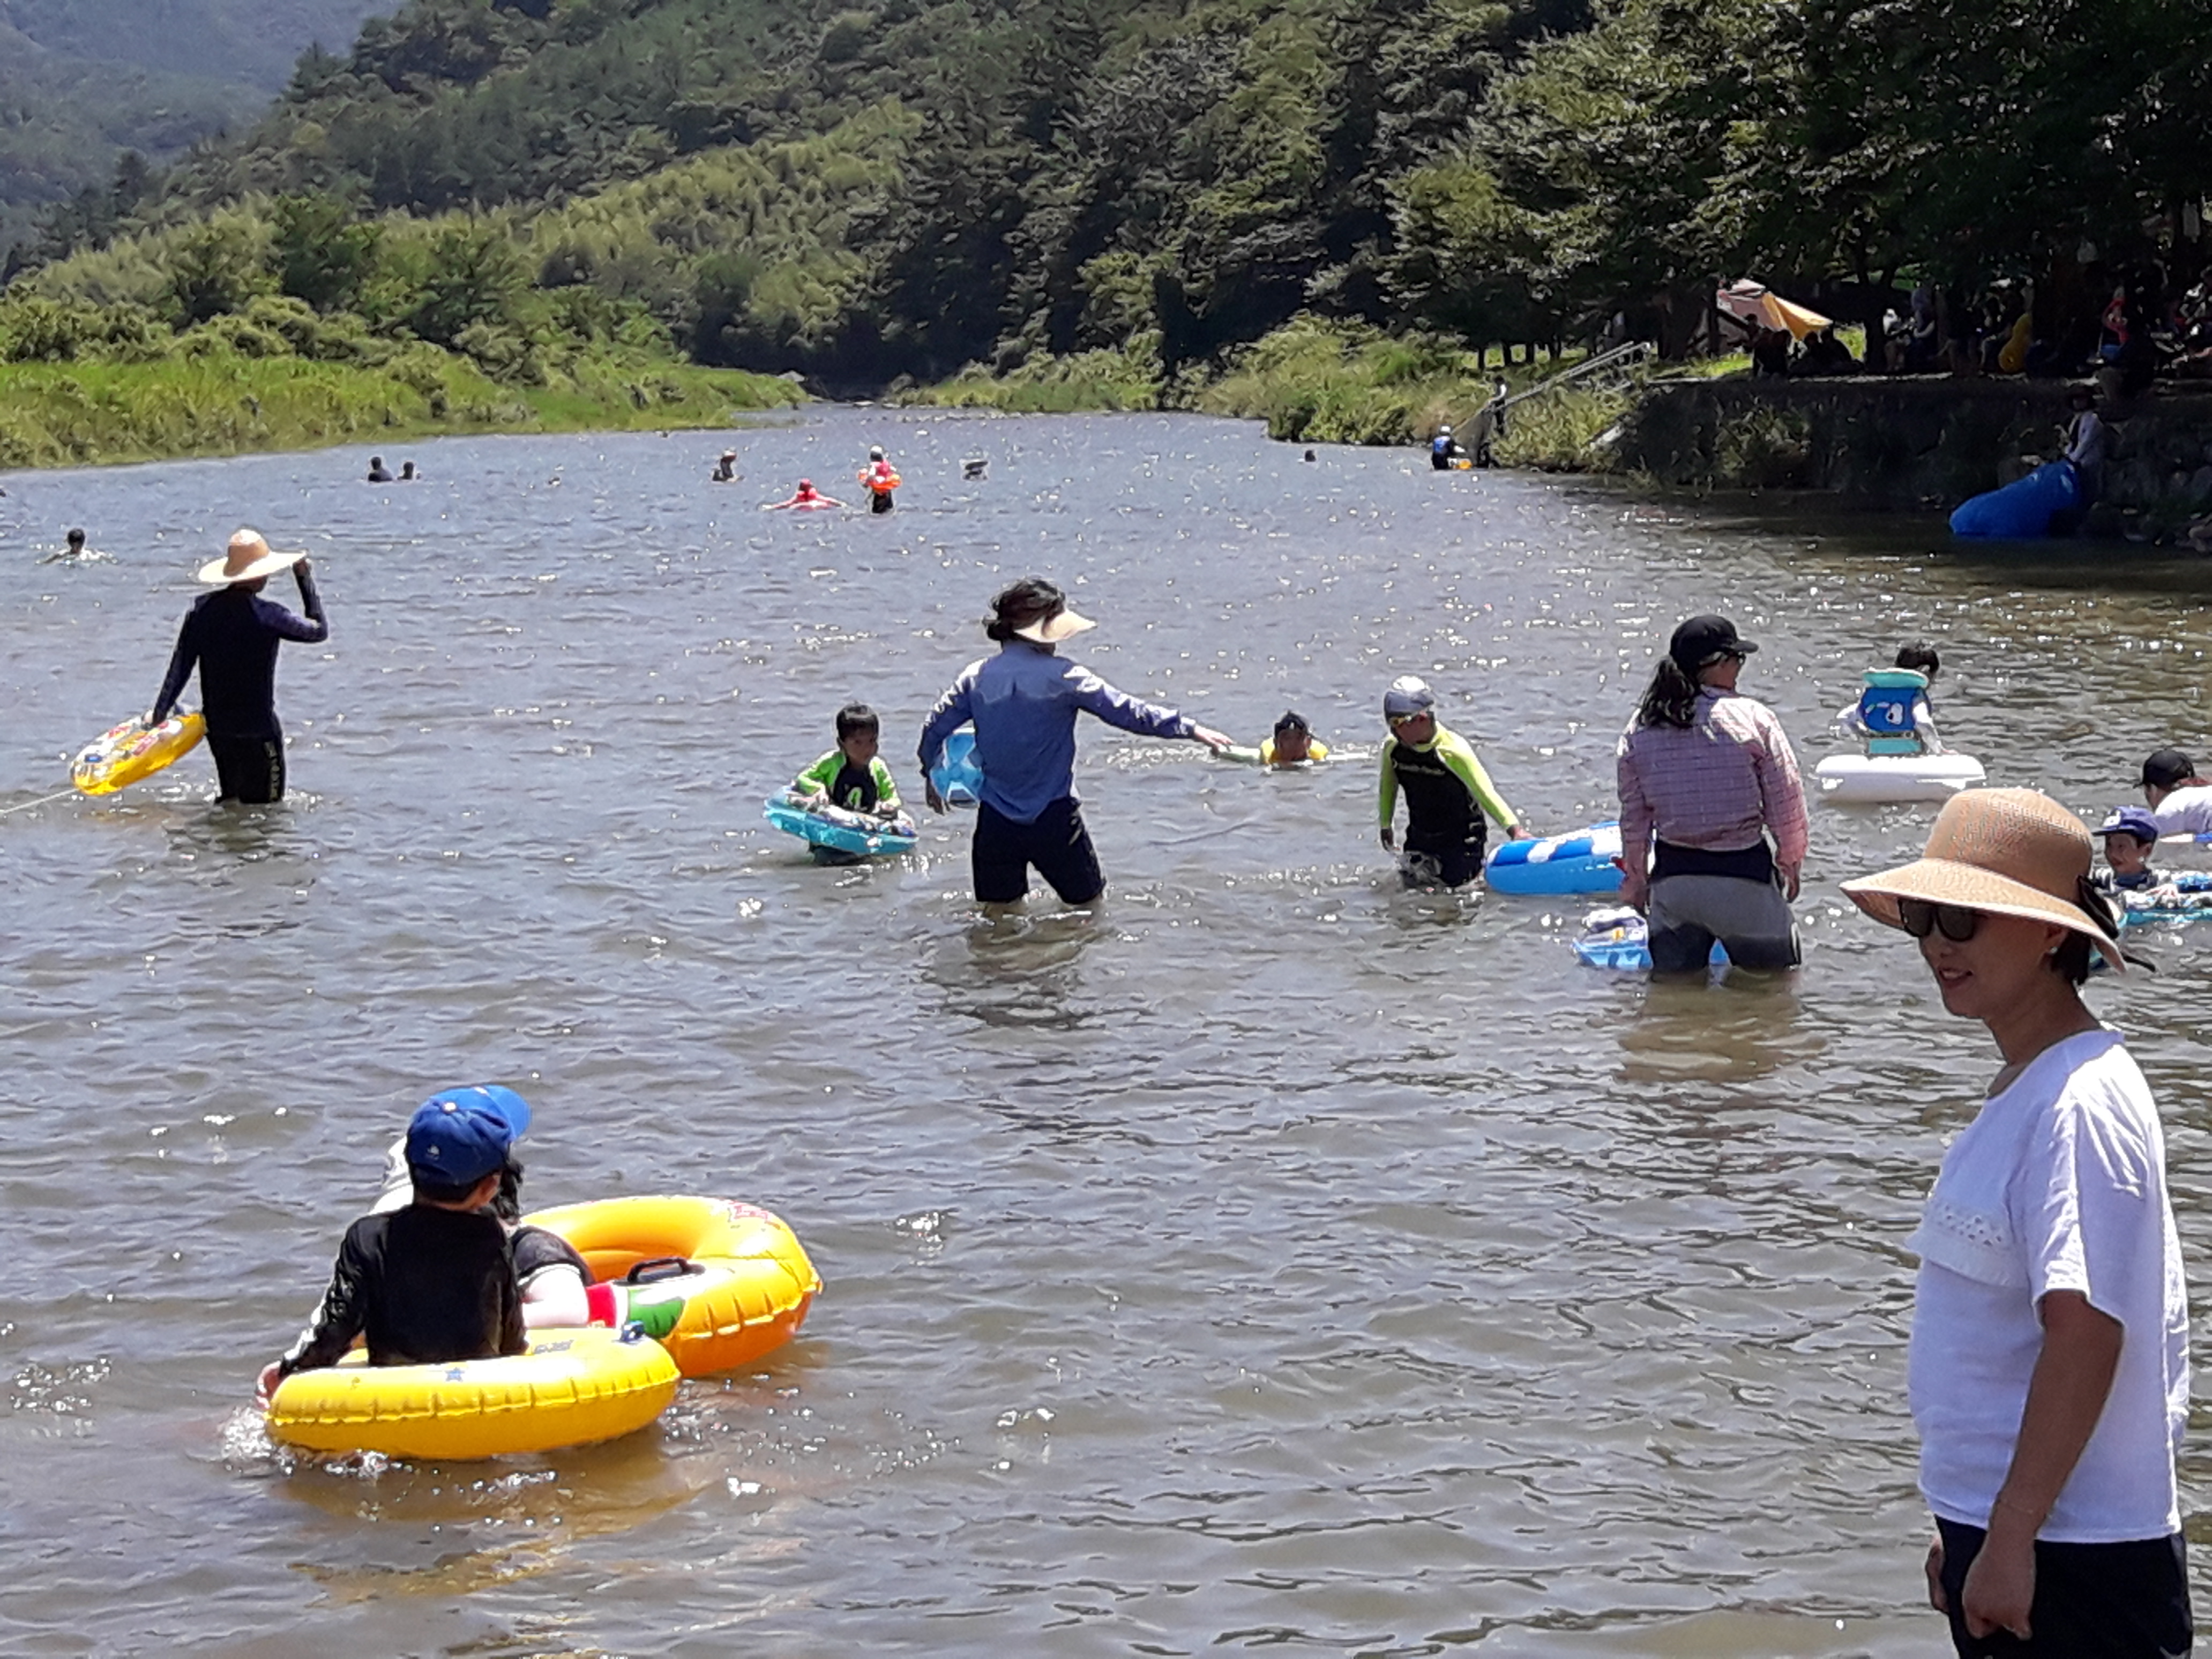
[794, 703, 902, 817]
[1377, 676, 1528, 888]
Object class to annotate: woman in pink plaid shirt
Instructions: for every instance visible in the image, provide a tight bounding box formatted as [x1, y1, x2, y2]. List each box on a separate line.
[1616, 614, 1809, 971]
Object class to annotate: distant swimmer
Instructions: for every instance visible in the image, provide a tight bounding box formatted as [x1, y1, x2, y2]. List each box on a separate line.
[399, 460, 417, 481]
[712, 450, 738, 483]
[367, 455, 393, 483]
[38, 527, 106, 565]
[858, 446, 899, 514]
[1260, 710, 1327, 767]
[962, 456, 988, 480]
[764, 479, 843, 511]
[1378, 676, 1526, 889]
[147, 529, 328, 805]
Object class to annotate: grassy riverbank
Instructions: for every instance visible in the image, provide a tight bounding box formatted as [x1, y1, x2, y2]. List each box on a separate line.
[0, 351, 801, 471]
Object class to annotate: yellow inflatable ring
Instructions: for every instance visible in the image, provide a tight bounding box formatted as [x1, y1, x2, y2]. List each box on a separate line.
[72, 711, 206, 795]
[266, 1327, 679, 1460]
[525, 1196, 821, 1378]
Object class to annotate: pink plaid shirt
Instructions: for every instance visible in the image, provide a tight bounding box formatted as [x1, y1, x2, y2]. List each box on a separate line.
[1617, 689, 1809, 883]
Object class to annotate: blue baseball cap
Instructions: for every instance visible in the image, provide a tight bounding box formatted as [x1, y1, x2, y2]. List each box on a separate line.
[405, 1085, 532, 1187]
[2094, 807, 2161, 844]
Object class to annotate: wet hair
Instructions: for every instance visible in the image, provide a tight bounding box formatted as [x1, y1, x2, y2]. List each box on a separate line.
[412, 1169, 488, 1206]
[1634, 656, 1704, 730]
[65, 527, 84, 545]
[836, 702, 880, 741]
[1895, 641, 1940, 679]
[1273, 710, 1310, 736]
[985, 577, 1065, 642]
[490, 1155, 524, 1224]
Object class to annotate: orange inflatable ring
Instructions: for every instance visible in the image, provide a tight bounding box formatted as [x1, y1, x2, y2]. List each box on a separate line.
[524, 1196, 821, 1378]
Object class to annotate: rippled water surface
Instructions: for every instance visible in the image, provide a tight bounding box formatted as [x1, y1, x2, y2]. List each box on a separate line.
[6, 411, 2212, 1656]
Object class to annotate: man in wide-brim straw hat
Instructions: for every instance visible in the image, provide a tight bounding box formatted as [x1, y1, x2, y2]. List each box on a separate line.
[146, 529, 328, 805]
[1841, 789, 2191, 1655]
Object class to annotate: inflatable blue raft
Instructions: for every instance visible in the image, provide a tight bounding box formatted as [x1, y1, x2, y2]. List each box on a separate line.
[1572, 909, 1728, 971]
[764, 791, 918, 858]
[1949, 460, 2080, 539]
[1485, 821, 1626, 896]
[929, 731, 982, 808]
[2119, 871, 2212, 928]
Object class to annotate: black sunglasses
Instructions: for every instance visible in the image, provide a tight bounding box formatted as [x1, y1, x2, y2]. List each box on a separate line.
[1898, 898, 1980, 942]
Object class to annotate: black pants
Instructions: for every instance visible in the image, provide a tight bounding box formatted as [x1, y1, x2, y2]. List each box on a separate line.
[1934, 1517, 2191, 1657]
[1402, 833, 1485, 890]
[869, 491, 895, 514]
[973, 798, 1104, 905]
[207, 731, 285, 804]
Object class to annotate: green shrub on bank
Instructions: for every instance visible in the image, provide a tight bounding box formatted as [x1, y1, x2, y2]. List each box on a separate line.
[905, 340, 1167, 413]
[1492, 387, 1631, 472]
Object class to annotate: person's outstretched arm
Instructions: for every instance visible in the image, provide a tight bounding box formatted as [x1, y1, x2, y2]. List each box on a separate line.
[1065, 663, 1228, 747]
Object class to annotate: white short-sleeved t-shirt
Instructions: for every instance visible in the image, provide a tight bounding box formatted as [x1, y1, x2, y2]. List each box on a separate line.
[1907, 1028, 2188, 1542]
[2151, 783, 2212, 835]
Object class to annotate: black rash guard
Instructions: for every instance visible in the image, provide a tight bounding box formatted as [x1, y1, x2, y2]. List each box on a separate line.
[151, 568, 327, 737]
[275, 1205, 526, 1380]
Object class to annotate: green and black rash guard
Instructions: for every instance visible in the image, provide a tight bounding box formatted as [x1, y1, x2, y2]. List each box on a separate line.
[794, 750, 901, 813]
[1379, 722, 1519, 854]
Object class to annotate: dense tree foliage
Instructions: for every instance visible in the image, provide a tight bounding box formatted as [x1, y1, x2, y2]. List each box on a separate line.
[15, 0, 2212, 385]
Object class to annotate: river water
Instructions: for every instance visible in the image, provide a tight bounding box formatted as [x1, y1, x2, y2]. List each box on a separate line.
[4, 410, 2210, 1656]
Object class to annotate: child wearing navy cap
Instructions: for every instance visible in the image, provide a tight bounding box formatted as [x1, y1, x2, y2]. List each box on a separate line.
[256, 1086, 530, 1406]
[2093, 806, 2166, 893]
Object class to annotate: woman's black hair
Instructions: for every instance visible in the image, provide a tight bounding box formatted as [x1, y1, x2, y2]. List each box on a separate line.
[835, 702, 880, 740]
[2047, 931, 2096, 985]
[490, 1154, 525, 1224]
[1895, 641, 1940, 679]
[984, 577, 1064, 643]
[1634, 655, 1705, 730]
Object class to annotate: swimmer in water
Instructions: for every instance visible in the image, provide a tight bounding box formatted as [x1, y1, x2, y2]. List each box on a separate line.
[859, 446, 898, 514]
[764, 480, 843, 510]
[367, 455, 392, 483]
[712, 450, 738, 483]
[398, 461, 417, 481]
[39, 527, 104, 564]
[1260, 710, 1328, 767]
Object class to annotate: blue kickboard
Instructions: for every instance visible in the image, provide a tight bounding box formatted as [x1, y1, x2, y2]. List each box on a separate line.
[764, 792, 918, 857]
[929, 730, 983, 807]
[1485, 820, 1627, 896]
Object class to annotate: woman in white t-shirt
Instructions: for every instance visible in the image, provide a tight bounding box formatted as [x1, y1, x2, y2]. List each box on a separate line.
[1843, 789, 2189, 1657]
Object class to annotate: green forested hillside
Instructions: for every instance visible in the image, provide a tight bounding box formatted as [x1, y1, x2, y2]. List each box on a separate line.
[0, 0, 392, 260]
[11, 0, 2211, 415]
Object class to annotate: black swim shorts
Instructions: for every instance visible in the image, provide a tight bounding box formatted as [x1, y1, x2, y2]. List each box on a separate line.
[973, 797, 1104, 905]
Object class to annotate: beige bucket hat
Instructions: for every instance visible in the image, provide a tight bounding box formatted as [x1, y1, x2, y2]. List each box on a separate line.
[197, 528, 304, 586]
[1841, 787, 2126, 968]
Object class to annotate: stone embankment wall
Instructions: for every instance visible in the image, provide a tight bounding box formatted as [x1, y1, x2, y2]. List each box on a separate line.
[1613, 376, 2212, 528]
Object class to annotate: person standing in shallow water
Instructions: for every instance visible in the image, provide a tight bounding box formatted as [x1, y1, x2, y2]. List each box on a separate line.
[1842, 790, 2189, 1658]
[148, 529, 328, 804]
[916, 578, 1232, 907]
[1616, 613, 1807, 970]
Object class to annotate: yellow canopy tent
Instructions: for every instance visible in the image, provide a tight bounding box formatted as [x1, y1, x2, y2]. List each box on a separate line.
[1718, 279, 1833, 340]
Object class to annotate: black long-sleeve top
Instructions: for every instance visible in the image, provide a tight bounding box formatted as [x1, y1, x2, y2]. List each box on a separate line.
[150, 567, 327, 735]
[275, 1205, 527, 1381]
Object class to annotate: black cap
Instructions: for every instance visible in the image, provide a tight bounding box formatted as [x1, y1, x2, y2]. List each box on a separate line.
[1274, 709, 1309, 735]
[2143, 748, 2196, 789]
[1668, 614, 1757, 672]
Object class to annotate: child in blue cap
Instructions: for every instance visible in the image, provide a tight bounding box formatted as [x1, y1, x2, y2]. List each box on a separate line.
[2093, 806, 2166, 893]
[257, 1086, 530, 1406]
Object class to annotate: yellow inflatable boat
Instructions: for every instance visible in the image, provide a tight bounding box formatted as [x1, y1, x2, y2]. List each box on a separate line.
[71, 711, 205, 795]
[526, 1196, 821, 1378]
[266, 1327, 679, 1460]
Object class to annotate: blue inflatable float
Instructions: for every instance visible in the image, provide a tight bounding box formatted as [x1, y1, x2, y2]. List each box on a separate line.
[1485, 821, 1626, 896]
[928, 731, 983, 807]
[764, 791, 918, 858]
[1949, 460, 2081, 539]
[1572, 910, 1728, 970]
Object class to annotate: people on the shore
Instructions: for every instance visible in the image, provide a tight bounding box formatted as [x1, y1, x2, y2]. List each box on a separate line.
[1377, 676, 1526, 890]
[1835, 641, 1947, 754]
[148, 529, 328, 805]
[367, 455, 392, 483]
[1841, 790, 2188, 1658]
[794, 703, 903, 818]
[2140, 748, 2212, 833]
[712, 450, 738, 483]
[764, 480, 841, 510]
[916, 578, 1231, 907]
[2061, 385, 2106, 509]
[2092, 806, 2165, 892]
[1616, 614, 1808, 970]
[859, 445, 899, 514]
[257, 1086, 531, 1406]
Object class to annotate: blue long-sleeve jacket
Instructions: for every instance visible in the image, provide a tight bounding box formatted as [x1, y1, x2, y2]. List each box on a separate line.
[917, 640, 1195, 823]
[150, 567, 327, 736]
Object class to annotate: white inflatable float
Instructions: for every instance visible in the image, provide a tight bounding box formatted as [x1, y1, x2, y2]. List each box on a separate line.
[1814, 752, 1987, 803]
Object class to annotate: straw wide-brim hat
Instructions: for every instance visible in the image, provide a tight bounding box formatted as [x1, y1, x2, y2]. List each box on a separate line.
[1013, 608, 1095, 644]
[1841, 787, 2126, 969]
[197, 528, 304, 586]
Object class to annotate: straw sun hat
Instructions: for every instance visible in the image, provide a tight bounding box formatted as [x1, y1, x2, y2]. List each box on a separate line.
[197, 528, 304, 586]
[1841, 787, 2126, 969]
